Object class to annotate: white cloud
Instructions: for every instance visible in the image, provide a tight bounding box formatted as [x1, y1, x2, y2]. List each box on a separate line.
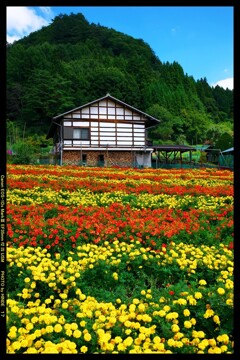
[6, 6, 52, 43]
[212, 77, 233, 90]
[7, 34, 21, 43]
[39, 7, 54, 20]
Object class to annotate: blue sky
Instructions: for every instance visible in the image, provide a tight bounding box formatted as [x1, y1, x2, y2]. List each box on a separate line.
[6, 6, 234, 89]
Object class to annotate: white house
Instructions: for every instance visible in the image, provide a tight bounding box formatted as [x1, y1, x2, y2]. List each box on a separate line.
[46, 93, 160, 167]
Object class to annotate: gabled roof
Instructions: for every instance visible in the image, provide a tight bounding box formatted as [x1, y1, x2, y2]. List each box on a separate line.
[47, 93, 160, 139]
[153, 145, 196, 153]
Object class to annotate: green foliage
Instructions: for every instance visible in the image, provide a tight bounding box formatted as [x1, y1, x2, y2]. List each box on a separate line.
[6, 12, 233, 144]
[11, 141, 36, 164]
[7, 132, 53, 164]
[215, 132, 234, 151]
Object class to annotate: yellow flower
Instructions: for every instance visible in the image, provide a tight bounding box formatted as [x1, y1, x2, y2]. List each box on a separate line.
[220, 345, 228, 352]
[174, 332, 184, 340]
[123, 336, 133, 347]
[84, 333, 91, 342]
[138, 303, 145, 312]
[112, 272, 118, 280]
[45, 325, 54, 333]
[25, 347, 38, 353]
[60, 293, 68, 299]
[106, 343, 115, 351]
[163, 305, 170, 312]
[194, 292, 202, 299]
[204, 309, 215, 318]
[133, 322, 140, 330]
[62, 302, 68, 309]
[167, 338, 175, 347]
[132, 298, 140, 305]
[208, 346, 222, 354]
[225, 280, 233, 289]
[190, 318, 196, 325]
[208, 338, 216, 347]
[64, 324, 71, 330]
[166, 313, 176, 321]
[198, 339, 209, 350]
[114, 336, 122, 344]
[20, 339, 28, 347]
[171, 324, 180, 333]
[65, 329, 72, 336]
[184, 321, 192, 329]
[73, 330, 82, 338]
[26, 323, 34, 331]
[12, 341, 21, 350]
[31, 316, 39, 324]
[175, 341, 183, 348]
[54, 324, 62, 333]
[124, 320, 131, 328]
[217, 334, 229, 344]
[139, 333, 146, 341]
[129, 304, 136, 312]
[71, 323, 78, 330]
[226, 299, 233, 306]
[134, 337, 142, 345]
[217, 288, 225, 295]
[213, 315, 220, 324]
[177, 298, 187, 305]
[34, 329, 42, 338]
[187, 295, 197, 305]
[197, 331, 205, 338]
[34, 340, 43, 349]
[142, 314, 152, 322]
[183, 309, 190, 317]
[153, 336, 161, 344]
[117, 343, 127, 351]
[158, 310, 166, 317]
[99, 314, 106, 322]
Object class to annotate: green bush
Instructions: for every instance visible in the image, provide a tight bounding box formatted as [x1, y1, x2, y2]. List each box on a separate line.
[11, 141, 36, 164]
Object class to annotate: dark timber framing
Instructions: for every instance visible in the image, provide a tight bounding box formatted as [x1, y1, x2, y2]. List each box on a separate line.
[46, 93, 160, 167]
[153, 145, 196, 165]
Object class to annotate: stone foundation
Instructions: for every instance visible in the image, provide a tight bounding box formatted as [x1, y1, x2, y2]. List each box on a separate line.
[62, 150, 135, 167]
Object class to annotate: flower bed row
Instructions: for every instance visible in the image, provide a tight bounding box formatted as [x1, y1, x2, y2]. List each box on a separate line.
[6, 165, 234, 354]
[7, 188, 233, 210]
[7, 241, 233, 354]
[7, 165, 233, 196]
[7, 203, 233, 252]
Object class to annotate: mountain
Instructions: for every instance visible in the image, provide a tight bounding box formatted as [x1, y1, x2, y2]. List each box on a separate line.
[6, 12, 233, 146]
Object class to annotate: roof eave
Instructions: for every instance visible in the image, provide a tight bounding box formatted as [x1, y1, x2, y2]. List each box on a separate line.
[52, 94, 161, 124]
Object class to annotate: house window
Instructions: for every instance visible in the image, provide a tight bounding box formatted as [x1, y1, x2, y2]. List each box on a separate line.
[73, 128, 89, 140]
[80, 154, 87, 166]
[97, 154, 104, 167]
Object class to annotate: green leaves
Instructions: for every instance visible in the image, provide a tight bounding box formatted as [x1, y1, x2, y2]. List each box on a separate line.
[6, 13, 233, 144]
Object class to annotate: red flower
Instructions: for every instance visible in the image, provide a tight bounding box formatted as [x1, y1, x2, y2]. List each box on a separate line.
[169, 290, 175, 296]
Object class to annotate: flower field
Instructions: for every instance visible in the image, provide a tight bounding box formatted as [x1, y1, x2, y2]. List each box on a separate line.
[6, 165, 234, 354]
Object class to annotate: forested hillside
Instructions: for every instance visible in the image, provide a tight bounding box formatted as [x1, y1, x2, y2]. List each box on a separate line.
[7, 12, 233, 147]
